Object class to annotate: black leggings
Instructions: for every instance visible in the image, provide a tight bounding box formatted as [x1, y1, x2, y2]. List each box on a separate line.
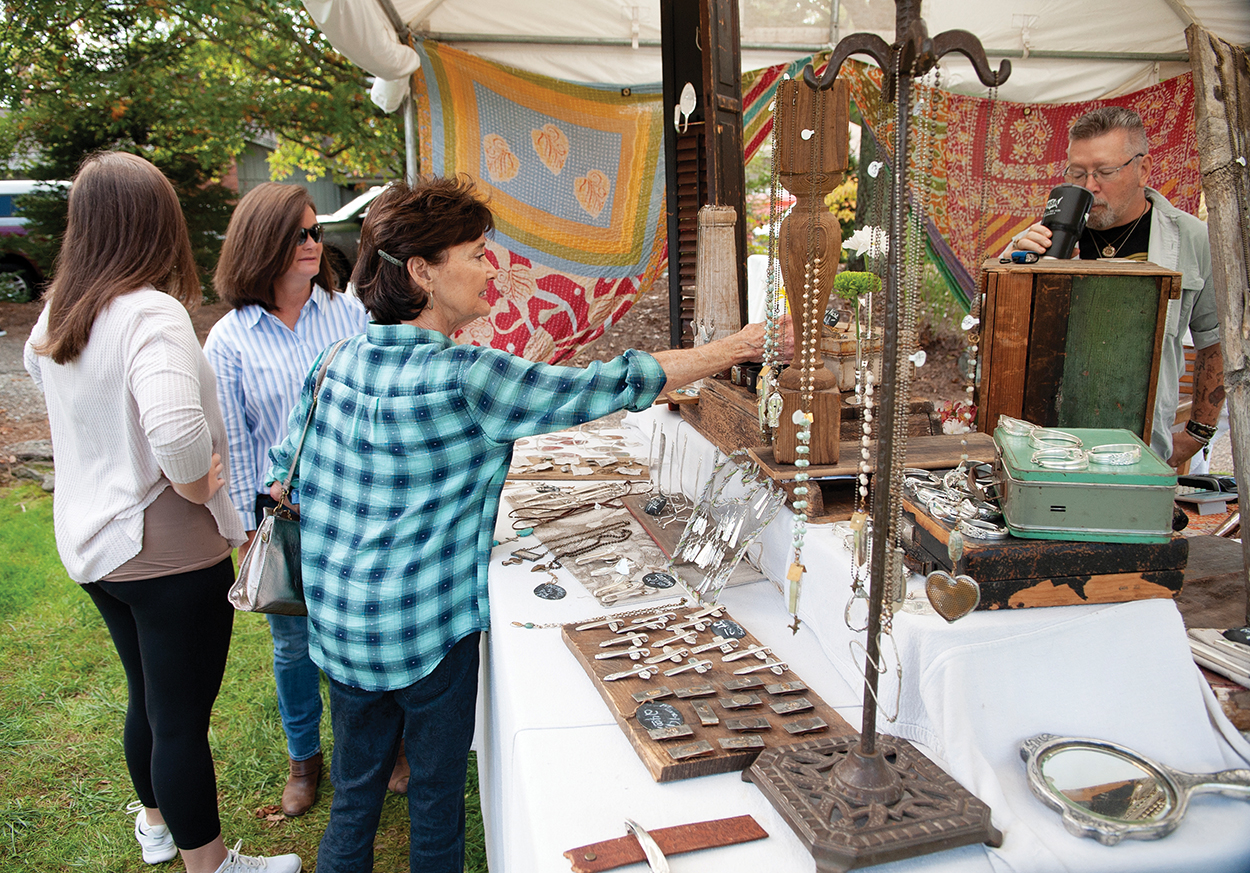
[83, 558, 235, 851]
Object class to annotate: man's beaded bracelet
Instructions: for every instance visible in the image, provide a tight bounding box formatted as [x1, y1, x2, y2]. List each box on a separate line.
[1185, 419, 1218, 444]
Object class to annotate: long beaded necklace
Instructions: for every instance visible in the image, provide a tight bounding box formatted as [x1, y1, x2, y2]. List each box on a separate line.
[759, 82, 788, 440]
[782, 80, 829, 634]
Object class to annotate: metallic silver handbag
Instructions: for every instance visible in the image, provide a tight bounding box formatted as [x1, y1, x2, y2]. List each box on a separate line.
[227, 339, 348, 615]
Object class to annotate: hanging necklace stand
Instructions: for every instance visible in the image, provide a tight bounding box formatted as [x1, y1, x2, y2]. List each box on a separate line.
[746, 2, 1011, 869]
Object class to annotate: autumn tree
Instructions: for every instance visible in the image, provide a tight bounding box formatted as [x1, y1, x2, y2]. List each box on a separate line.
[0, 0, 402, 295]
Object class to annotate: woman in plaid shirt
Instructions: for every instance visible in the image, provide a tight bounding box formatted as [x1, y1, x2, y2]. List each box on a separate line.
[268, 176, 783, 873]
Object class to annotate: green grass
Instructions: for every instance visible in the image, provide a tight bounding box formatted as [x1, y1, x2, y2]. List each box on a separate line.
[0, 482, 488, 871]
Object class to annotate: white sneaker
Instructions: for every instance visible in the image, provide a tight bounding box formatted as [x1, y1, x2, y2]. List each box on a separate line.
[125, 800, 177, 864]
[212, 840, 302, 873]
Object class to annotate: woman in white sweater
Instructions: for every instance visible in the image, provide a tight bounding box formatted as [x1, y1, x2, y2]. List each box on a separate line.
[24, 152, 300, 873]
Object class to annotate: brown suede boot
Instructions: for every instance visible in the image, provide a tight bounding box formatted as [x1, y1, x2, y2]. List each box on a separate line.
[388, 748, 410, 794]
[281, 752, 323, 816]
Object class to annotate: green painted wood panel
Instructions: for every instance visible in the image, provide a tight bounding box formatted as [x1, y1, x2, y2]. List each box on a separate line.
[1056, 274, 1160, 435]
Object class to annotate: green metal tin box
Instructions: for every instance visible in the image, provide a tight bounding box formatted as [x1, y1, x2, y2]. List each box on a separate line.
[995, 427, 1176, 544]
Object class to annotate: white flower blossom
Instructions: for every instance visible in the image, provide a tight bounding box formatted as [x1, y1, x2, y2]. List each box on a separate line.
[843, 226, 889, 259]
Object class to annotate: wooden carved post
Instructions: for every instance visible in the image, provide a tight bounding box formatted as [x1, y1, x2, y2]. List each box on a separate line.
[1187, 24, 1250, 623]
[694, 205, 741, 346]
[773, 78, 851, 465]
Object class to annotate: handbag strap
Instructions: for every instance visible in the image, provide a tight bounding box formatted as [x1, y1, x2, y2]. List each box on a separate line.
[277, 337, 350, 503]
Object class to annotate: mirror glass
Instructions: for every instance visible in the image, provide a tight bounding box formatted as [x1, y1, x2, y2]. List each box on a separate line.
[1040, 746, 1173, 823]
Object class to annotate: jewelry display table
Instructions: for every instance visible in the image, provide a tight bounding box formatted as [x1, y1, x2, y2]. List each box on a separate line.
[477, 407, 1250, 873]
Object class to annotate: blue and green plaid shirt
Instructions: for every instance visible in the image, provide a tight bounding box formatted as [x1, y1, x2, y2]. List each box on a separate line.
[267, 323, 665, 691]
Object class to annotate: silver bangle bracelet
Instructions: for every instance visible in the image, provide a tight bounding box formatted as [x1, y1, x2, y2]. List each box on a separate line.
[1029, 428, 1083, 450]
[1087, 443, 1142, 466]
[958, 518, 1010, 540]
[928, 496, 975, 523]
[998, 415, 1036, 437]
[1031, 447, 1089, 470]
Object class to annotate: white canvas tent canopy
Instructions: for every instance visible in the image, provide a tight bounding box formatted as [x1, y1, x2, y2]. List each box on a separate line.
[303, 0, 1250, 107]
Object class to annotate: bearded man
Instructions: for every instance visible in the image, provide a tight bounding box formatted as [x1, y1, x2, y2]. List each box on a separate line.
[1007, 106, 1223, 468]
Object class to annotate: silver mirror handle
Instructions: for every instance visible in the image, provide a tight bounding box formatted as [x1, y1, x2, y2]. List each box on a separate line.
[1173, 767, 1250, 799]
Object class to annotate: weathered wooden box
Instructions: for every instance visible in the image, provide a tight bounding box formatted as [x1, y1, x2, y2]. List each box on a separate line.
[901, 498, 1187, 610]
[975, 259, 1182, 439]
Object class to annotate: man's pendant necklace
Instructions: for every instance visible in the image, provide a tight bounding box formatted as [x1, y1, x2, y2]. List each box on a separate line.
[1093, 205, 1148, 258]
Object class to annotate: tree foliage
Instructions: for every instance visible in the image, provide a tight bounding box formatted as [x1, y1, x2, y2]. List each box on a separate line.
[0, 0, 403, 294]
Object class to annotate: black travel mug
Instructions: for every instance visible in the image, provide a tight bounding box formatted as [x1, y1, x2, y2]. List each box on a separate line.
[1040, 184, 1094, 259]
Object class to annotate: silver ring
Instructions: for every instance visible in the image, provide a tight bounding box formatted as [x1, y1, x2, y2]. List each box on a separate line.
[958, 518, 1010, 540]
[1029, 428, 1083, 449]
[1031, 447, 1089, 470]
[1088, 443, 1142, 466]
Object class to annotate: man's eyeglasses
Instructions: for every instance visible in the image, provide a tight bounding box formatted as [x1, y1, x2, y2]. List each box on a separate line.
[296, 224, 324, 245]
[1062, 153, 1144, 185]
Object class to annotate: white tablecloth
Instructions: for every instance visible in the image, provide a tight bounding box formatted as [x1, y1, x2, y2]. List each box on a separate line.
[477, 406, 1250, 873]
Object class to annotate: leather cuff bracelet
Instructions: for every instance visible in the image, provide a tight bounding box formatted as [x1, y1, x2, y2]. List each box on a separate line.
[1185, 419, 1217, 444]
[564, 815, 768, 872]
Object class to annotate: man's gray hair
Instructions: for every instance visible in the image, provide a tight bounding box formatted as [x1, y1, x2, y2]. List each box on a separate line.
[1068, 106, 1150, 155]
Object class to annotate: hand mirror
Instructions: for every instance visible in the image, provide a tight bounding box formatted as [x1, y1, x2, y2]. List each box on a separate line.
[1020, 733, 1250, 845]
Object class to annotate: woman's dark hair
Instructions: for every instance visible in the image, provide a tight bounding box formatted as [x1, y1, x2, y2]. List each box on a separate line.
[36, 151, 200, 365]
[214, 182, 337, 309]
[352, 175, 494, 324]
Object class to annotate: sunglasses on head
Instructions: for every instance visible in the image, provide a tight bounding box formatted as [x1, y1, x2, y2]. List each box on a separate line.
[296, 224, 324, 245]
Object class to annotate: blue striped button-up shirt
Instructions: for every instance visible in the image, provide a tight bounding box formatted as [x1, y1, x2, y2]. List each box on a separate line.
[203, 286, 369, 529]
[267, 323, 666, 691]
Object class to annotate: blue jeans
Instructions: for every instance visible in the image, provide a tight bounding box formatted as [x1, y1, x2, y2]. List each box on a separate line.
[267, 612, 323, 761]
[316, 632, 480, 873]
[257, 495, 322, 762]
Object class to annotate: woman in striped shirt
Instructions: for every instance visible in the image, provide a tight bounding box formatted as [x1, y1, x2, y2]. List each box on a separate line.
[204, 183, 371, 817]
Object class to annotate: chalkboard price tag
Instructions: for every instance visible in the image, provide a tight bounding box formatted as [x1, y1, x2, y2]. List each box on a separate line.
[533, 582, 566, 600]
[643, 571, 677, 589]
[635, 701, 686, 730]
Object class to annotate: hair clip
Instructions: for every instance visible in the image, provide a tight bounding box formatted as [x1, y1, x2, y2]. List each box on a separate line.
[651, 629, 698, 648]
[599, 633, 648, 648]
[643, 646, 689, 665]
[593, 646, 650, 661]
[690, 636, 738, 656]
[377, 249, 405, 267]
[663, 658, 713, 677]
[604, 664, 657, 681]
[722, 644, 772, 662]
[630, 611, 677, 628]
[733, 660, 788, 675]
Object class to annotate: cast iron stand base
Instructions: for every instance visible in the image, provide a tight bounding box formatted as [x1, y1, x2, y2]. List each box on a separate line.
[745, 734, 1003, 872]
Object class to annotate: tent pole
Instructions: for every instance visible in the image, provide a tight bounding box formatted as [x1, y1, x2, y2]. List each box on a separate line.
[404, 93, 419, 185]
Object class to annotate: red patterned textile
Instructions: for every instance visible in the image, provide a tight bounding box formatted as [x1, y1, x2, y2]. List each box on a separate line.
[839, 61, 1201, 297]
